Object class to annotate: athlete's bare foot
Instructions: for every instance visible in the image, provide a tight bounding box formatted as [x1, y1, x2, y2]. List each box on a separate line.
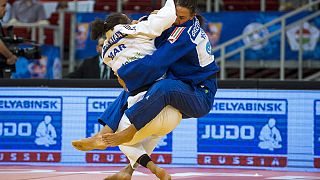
[72, 125, 113, 151]
[103, 164, 134, 180]
[102, 125, 137, 146]
[147, 161, 171, 180]
[72, 135, 107, 151]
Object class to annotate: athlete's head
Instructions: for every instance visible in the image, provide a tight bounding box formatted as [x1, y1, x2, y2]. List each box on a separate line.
[174, 0, 197, 25]
[173, 0, 204, 27]
[90, 13, 131, 40]
[96, 36, 105, 55]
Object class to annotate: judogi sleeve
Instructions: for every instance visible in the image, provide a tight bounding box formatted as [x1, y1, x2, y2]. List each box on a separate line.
[117, 27, 196, 92]
[127, 0, 176, 38]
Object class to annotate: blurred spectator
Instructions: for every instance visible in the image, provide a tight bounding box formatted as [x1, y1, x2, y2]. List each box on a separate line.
[1, 2, 10, 23]
[9, 0, 48, 24]
[279, 0, 308, 11]
[0, 0, 17, 78]
[65, 37, 116, 79]
[56, 1, 68, 11]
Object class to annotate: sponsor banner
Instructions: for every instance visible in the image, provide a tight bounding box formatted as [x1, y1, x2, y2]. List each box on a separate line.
[0, 97, 62, 112]
[198, 154, 287, 167]
[198, 98, 288, 167]
[0, 152, 61, 162]
[314, 100, 320, 168]
[76, 12, 318, 61]
[203, 11, 320, 60]
[204, 22, 222, 47]
[242, 22, 270, 51]
[86, 152, 172, 164]
[209, 99, 286, 115]
[75, 13, 106, 60]
[76, 12, 320, 61]
[315, 158, 320, 169]
[0, 96, 62, 162]
[86, 97, 173, 164]
[12, 45, 61, 79]
[287, 22, 320, 51]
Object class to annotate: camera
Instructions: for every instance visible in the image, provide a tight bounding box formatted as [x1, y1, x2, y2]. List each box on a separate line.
[0, 26, 41, 78]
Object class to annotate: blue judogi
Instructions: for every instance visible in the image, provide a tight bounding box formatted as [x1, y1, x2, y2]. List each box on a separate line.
[98, 90, 129, 131]
[99, 18, 219, 131]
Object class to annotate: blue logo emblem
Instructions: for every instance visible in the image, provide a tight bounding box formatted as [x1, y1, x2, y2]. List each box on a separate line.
[206, 42, 212, 55]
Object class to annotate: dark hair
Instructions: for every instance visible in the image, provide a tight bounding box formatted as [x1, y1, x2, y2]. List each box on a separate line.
[175, 0, 198, 14]
[90, 13, 131, 40]
[175, 0, 205, 27]
[195, 14, 205, 27]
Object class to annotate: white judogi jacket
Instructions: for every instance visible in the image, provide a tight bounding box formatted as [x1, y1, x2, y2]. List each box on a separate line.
[102, 0, 176, 73]
[101, 0, 181, 168]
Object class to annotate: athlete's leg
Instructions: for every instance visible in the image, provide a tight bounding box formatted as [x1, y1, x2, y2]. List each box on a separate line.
[103, 154, 170, 180]
[114, 120, 161, 180]
[103, 155, 171, 180]
[128, 79, 215, 129]
[141, 135, 162, 155]
[112, 105, 181, 165]
[139, 154, 171, 180]
[103, 79, 215, 145]
[104, 136, 162, 180]
[103, 105, 182, 146]
[72, 90, 129, 151]
[117, 114, 150, 168]
[106, 105, 180, 180]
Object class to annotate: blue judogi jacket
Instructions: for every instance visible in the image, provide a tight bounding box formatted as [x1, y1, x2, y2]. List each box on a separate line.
[99, 18, 220, 131]
[118, 18, 220, 93]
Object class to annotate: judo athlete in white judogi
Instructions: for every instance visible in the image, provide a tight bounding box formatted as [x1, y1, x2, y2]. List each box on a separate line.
[72, 0, 181, 179]
[101, 0, 181, 170]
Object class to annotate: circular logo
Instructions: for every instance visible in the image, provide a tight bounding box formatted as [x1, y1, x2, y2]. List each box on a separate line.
[206, 41, 212, 55]
[242, 23, 269, 50]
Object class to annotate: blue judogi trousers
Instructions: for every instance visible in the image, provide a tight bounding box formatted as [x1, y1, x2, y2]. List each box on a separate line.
[99, 79, 217, 131]
[98, 90, 129, 132]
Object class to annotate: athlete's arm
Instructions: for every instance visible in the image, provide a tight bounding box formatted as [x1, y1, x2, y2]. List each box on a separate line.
[131, 0, 176, 38]
[117, 27, 196, 91]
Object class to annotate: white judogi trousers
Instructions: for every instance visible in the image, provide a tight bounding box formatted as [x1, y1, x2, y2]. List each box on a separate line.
[117, 91, 182, 168]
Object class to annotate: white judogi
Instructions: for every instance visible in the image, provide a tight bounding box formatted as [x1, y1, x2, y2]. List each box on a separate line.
[102, 0, 176, 73]
[119, 92, 182, 168]
[101, 0, 182, 168]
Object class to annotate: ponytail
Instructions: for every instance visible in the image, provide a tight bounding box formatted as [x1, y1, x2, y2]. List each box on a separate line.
[90, 19, 105, 40]
[195, 14, 205, 28]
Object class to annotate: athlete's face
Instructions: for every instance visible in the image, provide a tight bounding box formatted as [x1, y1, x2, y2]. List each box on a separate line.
[0, 0, 7, 19]
[96, 37, 105, 54]
[174, 5, 195, 25]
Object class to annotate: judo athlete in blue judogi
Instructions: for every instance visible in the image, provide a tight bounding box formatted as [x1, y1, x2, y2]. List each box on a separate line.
[101, 17, 219, 147]
[100, 18, 218, 180]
